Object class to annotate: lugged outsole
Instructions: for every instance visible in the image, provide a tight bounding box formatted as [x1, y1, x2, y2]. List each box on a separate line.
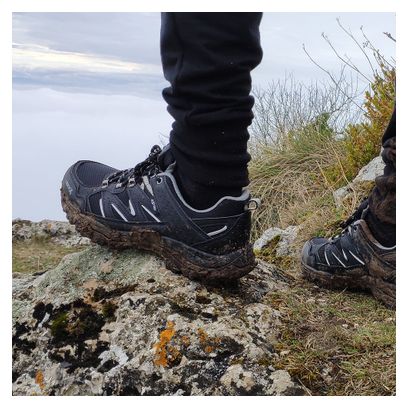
[61, 189, 256, 283]
[301, 262, 395, 309]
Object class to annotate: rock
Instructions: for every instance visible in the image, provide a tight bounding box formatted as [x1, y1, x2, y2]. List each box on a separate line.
[266, 370, 304, 395]
[220, 365, 256, 394]
[253, 225, 299, 256]
[333, 155, 384, 208]
[353, 155, 384, 183]
[12, 219, 90, 247]
[333, 187, 349, 208]
[12, 246, 305, 396]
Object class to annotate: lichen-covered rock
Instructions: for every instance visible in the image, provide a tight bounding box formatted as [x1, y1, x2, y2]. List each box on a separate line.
[12, 246, 305, 396]
[12, 219, 91, 246]
[253, 226, 299, 256]
[353, 155, 385, 183]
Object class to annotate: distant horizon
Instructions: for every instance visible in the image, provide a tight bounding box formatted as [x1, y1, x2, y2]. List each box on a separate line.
[12, 12, 395, 221]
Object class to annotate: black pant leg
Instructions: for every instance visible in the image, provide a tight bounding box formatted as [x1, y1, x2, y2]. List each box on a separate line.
[367, 108, 396, 245]
[382, 108, 396, 145]
[160, 12, 263, 189]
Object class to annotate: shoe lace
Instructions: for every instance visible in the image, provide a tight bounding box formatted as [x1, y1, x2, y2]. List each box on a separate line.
[331, 223, 358, 243]
[323, 198, 369, 244]
[102, 145, 162, 188]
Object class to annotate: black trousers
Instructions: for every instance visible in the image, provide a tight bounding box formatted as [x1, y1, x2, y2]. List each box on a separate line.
[160, 12, 395, 233]
[160, 12, 263, 189]
[368, 108, 396, 228]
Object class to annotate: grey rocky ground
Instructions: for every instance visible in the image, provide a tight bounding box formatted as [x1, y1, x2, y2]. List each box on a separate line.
[12, 236, 306, 396]
[12, 155, 384, 395]
[13, 218, 91, 247]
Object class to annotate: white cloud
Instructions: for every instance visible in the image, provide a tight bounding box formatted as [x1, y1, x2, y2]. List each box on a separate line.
[13, 43, 162, 75]
[12, 88, 172, 221]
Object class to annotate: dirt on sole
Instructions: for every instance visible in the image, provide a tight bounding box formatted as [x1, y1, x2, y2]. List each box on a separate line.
[61, 189, 256, 283]
[301, 262, 395, 309]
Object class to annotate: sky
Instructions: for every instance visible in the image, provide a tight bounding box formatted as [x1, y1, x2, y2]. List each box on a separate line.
[12, 12, 396, 221]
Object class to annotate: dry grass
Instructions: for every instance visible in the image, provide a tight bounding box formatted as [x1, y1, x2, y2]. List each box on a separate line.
[249, 44, 394, 244]
[12, 237, 86, 274]
[249, 116, 352, 240]
[248, 123, 358, 275]
[266, 283, 396, 395]
[249, 133, 396, 396]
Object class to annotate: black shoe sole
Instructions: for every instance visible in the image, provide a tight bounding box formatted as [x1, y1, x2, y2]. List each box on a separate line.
[301, 261, 395, 309]
[61, 189, 256, 283]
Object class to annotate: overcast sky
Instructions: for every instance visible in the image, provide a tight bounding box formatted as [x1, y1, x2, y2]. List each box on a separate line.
[12, 12, 395, 221]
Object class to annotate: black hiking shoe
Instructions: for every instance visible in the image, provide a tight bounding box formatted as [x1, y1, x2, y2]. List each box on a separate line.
[61, 145, 257, 282]
[301, 211, 396, 309]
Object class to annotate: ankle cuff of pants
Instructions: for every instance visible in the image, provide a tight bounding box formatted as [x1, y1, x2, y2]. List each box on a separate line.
[169, 122, 251, 188]
[365, 209, 396, 246]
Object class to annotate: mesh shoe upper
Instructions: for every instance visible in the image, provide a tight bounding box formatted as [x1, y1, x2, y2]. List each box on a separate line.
[75, 161, 118, 187]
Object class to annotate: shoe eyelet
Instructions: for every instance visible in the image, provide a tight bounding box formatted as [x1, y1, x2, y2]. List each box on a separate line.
[245, 198, 261, 211]
[156, 177, 162, 184]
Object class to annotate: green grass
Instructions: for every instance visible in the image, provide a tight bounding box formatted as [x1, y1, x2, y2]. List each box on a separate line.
[12, 236, 86, 274]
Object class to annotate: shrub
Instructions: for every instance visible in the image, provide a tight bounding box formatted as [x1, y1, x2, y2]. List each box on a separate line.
[342, 62, 396, 179]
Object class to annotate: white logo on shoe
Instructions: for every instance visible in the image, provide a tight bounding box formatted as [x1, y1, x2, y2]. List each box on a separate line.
[65, 180, 73, 195]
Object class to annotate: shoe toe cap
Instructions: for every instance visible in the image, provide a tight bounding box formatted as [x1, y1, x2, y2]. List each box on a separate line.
[62, 160, 117, 210]
[301, 237, 328, 267]
[301, 240, 313, 264]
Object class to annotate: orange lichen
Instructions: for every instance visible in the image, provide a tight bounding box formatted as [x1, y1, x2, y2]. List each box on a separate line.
[197, 328, 208, 345]
[181, 335, 191, 347]
[154, 321, 176, 367]
[204, 345, 214, 353]
[167, 345, 182, 366]
[197, 328, 221, 353]
[35, 370, 45, 391]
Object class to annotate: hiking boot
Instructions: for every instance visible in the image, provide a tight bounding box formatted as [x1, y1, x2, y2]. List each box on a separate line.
[301, 214, 396, 309]
[61, 145, 257, 282]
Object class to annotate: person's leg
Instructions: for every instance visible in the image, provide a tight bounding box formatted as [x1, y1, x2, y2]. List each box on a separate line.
[160, 12, 263, 209]
[61, 13, 262, 282]
[366, 108, 396, 246]
[301, 109, 396, 308]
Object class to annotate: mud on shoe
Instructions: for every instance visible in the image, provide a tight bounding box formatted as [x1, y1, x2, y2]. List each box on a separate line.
[301, 218, 396, 309]
[61, 145, 257, 283]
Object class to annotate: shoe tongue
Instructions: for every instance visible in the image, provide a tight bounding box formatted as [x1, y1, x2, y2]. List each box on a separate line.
[340, 198, 369, 228]
[157, 144, 175, 170]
